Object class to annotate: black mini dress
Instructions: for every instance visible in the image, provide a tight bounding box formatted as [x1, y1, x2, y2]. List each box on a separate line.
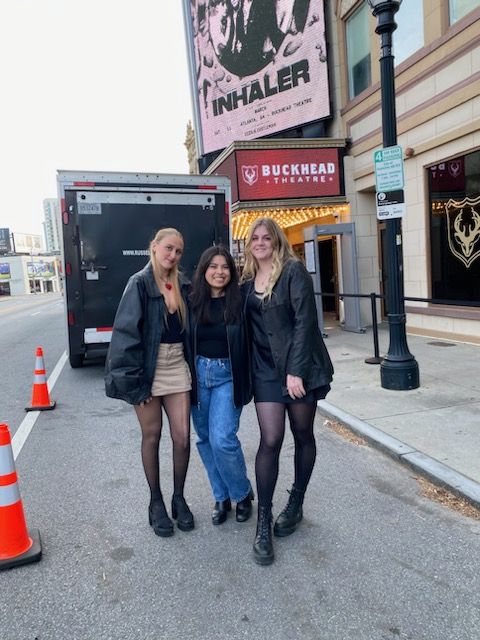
[246, 290, 330, 404]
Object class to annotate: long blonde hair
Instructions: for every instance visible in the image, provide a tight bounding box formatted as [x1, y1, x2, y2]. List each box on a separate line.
[241, 217, 297, 300]
[149, 227, 187, 328]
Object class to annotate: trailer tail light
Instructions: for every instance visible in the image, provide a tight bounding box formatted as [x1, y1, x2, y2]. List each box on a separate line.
[73, 181, 95, 187]
[198, 185, 217, 190]
[61, 199, 69, 225]
[65, 263, 72, 276]
[68, 311, 75, 326]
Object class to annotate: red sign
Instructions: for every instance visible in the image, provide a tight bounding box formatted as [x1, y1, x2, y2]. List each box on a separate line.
[233, 148, 342, 201]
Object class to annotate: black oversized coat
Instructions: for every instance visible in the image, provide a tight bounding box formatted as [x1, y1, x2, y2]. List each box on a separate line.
[104, 263, 190, 405]
[242, 259, 333, 396]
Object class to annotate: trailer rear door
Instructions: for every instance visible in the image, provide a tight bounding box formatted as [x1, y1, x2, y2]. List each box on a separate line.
[63, 186, 227, 365]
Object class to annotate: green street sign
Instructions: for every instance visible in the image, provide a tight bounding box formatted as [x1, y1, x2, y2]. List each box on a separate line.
[374, 145, 404, 192]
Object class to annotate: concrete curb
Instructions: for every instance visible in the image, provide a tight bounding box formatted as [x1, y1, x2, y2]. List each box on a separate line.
[317, 400, 480, 510]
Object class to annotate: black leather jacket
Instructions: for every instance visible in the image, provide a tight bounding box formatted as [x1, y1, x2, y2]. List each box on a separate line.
[242, 259, 333, 394]
[185, 303, 252, 408]
[104, 263, 190, 405]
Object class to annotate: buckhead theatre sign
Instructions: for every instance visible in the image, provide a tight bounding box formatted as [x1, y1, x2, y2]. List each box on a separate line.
[216, 147, 343, 201]
[183, 0, 330, 155]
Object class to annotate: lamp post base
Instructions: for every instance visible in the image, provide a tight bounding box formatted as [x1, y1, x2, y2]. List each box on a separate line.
[380, 357, 420, 390]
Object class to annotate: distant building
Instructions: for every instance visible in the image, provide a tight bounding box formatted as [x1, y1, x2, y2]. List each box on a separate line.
[43, 198, 61, 253]
[0, 254, 61, 296]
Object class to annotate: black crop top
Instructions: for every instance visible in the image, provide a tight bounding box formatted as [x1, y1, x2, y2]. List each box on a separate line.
[161, 311, 183, 343]
[196, 297, 228, 358]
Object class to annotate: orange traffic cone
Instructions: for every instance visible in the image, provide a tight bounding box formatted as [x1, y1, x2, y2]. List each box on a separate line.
[0, 423, 42, 570]
[25, 346, 56, 411]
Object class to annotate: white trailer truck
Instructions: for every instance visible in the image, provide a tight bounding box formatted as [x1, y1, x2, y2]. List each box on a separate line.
[57, 170, 231, 367]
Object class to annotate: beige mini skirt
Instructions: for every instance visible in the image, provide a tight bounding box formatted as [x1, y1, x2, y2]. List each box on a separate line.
[151, 343, 192, 397]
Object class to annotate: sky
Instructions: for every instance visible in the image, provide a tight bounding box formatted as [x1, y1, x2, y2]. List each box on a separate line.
[0, 1, 193, 238]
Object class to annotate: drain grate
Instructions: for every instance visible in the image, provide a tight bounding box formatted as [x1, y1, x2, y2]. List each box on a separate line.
[427, 341, 456, 347]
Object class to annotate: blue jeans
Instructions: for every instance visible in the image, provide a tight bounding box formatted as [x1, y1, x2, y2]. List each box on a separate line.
[191, 356, 251, 503]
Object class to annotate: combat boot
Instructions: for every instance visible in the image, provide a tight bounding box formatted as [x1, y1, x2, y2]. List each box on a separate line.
[253, 505, 274, 565]
[273, 485, 305, 537]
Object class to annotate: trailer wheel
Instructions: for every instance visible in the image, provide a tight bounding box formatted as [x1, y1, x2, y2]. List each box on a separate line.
[69, 354, 84, 368]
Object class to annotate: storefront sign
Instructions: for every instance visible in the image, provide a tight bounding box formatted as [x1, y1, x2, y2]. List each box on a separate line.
[429, 159, 465, 192]
[229, 148, 342, 201]
[445, 196, 480, 269]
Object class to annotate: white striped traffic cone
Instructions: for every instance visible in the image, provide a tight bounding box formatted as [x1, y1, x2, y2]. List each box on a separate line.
[25, 346, 56, 411]
[0, 423, 42, 570]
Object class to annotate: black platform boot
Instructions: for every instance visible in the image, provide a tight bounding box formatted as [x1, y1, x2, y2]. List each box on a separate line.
[273, 485, 305, 537]
[171, 494, 195, 532]
[253, 505, 274, 566]
[148, 498, 174, 537]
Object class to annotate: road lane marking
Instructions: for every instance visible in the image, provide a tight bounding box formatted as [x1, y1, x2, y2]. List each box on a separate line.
[12, 351, 68, 460]
[0, 299, 63, 316]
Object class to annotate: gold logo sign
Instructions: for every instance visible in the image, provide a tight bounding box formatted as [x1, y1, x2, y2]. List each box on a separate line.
[445, 196, 480, 269]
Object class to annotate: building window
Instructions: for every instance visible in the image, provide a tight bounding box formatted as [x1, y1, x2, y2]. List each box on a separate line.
[428, 149, 480, 305]
[449, 0, 480, 23]
[346, 2, 371, 99]
[394, 0, 424, 64]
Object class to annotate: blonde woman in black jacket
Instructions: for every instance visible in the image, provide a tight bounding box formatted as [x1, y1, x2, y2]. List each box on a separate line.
[241, 217, 333, 565]
[105, 228, 194, 539]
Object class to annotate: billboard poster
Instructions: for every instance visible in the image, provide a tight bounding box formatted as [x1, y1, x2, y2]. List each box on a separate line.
[0, 263, 11, 280]
[184, 0, 330, 155]
[14, 233, 43, 254]
[27, 261, 56, 278]
[0, 228, 11, 254]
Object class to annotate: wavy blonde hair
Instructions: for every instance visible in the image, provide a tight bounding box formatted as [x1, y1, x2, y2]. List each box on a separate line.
[150, 227, 186, 328]
[241, 217, 297, 300]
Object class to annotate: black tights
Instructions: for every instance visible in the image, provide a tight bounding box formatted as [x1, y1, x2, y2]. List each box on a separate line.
[254, 401, 317, 508]
[134, 392, 191, 504]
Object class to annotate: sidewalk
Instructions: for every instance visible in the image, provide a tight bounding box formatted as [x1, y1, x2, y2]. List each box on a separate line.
[317, 320, 480, 508]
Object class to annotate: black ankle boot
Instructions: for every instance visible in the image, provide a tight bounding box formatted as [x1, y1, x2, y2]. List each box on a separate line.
[149, 498, 174, 537]
[171, 495, 195, 532]
[212, 498, 231, 525]
[273, 485, 305, 537]
[236, 489, 254, 522]
[253, 505, 274, 565]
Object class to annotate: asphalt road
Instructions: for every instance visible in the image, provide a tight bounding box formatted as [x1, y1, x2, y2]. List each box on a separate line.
[1, 295, 480, 639]
[0, 293, 66, 434]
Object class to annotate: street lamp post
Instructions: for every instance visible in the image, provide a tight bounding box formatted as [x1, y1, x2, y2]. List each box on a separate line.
[368, 0, 420, 390]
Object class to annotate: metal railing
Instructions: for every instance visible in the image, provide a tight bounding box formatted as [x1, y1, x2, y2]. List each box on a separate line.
[320, 291, 480, 364]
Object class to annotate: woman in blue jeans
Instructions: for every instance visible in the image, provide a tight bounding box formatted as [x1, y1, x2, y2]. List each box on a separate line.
[187, 246, 254, 525]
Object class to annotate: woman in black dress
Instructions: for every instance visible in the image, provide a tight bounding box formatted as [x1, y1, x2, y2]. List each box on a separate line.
[241, 217, 333, 565]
